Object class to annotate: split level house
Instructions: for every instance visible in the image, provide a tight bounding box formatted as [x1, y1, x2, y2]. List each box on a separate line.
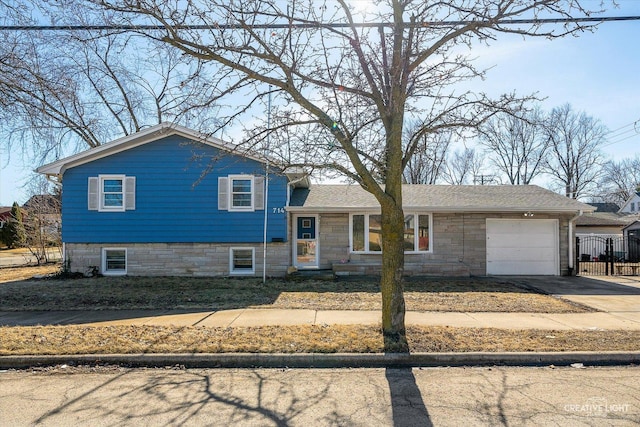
[37, 123, 594, 277]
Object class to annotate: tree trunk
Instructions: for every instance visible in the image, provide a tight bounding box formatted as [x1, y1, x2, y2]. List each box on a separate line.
[380, 196, 407, 352]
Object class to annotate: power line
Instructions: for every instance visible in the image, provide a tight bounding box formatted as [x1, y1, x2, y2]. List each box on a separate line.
[1, 15, 640, 31]
[607, 121, 636, 136]
[603, 119, 640, 147]
[605, 132, 639, 147]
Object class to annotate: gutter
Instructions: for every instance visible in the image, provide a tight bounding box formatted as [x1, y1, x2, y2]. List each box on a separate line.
[2, 351, 640, 369]
[286, 206, 593, 214]
[285, 175, 311, 208]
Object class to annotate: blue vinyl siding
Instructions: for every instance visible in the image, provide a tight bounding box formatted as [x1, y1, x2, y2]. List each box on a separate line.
[61, 135, 288, 243]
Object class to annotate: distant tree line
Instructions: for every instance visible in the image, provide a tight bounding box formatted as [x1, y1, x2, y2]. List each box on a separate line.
[403, 102, 635, 204]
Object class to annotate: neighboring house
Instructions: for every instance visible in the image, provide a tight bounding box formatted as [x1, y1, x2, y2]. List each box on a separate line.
[588, 203, 621, 214]
[37, 123, 593, 277]
[22, 195, 62, 233]
[619, 193, 640, 214]
[575, 213, 631, 236]
[574, 203, 640, 262]
[21, 195, 62, 248]
[0, 207, 11, 229]
[23, 194, 61, 213]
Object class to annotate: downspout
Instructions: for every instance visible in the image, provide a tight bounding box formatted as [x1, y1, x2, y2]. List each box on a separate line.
[568, 210, 584, 275]
[262, 87, 272, 284]
[44, 173, 66, 270]
[285, 174, 310, 272]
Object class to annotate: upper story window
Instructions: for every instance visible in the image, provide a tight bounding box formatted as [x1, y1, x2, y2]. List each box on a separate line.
[102, 177, 124, 210]
[231, 176, 254, 210]
[218, 175, 265, 212]
[88, 175, 136, 212]
[351, 213, 432, 253]
[632, 202, 636, 212]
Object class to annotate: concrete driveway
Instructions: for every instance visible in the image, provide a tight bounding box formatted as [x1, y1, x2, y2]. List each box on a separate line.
[509, 275, 640, 310]
[507, 275, 640, 327]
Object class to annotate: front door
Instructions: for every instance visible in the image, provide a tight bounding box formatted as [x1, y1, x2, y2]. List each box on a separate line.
[294, 215, 318, 268]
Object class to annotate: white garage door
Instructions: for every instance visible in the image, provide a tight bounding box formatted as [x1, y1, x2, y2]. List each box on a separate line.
[486, 219, 559, 275]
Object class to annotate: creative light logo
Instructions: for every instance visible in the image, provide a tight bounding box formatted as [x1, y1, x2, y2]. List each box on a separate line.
[564, 397, 630, 417]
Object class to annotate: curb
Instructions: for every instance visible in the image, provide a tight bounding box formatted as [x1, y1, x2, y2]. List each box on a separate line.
[2, 351, 639, 369]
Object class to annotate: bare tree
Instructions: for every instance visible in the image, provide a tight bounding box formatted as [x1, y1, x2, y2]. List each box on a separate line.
[69, 0, 601, 345]
[0, 12, 209, 164]
[478, 108, 548, 185]
[596, 157, 640, 206]
[443, 147, 486, 185]
[543, 104, 607, 199]
[403, 124, 452, 184]
[22, 176, 62, 265]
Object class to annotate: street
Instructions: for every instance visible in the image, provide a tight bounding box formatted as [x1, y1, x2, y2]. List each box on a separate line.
[1, 366, 638, 426]
[0, 248, 61, 268]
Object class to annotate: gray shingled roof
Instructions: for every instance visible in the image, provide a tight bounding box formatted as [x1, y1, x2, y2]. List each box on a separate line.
[575, 212, 638, 227]
[588, 202, 621, 213]
[288, 184, 594, 212]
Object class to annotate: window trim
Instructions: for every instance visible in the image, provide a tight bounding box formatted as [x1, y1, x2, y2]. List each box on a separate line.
[99, 175, 126, 212]
[228, 175, 254, 212]
[101, 247, 127, 276]
[349, 212, 433, 254]
[229, 247, 256, 275]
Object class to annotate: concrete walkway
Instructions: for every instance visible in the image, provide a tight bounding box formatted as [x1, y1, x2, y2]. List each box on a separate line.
[1, 276, 640, 331]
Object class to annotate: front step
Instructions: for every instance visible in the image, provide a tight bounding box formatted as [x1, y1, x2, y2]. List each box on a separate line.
[332, 261, 470, 277]
[286, 268, 336, 281]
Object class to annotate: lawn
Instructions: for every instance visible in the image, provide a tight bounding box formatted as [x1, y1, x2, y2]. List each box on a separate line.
[0, 264, 590, 313]
[2, 324, 639, 355]
[4, 264, 636, 356]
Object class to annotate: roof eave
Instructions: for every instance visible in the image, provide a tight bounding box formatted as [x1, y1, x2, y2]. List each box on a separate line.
[287, 206, 594, 213]
[36, 122, 270, 176]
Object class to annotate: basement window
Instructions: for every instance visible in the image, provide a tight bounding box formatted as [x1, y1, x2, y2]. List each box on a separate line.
[230, 247, 255, 275]
[102, 248, 127, 276]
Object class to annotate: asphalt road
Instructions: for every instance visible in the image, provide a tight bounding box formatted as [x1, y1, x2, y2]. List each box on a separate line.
[1, 366, 638, 426]
[0, 248, 61, 268]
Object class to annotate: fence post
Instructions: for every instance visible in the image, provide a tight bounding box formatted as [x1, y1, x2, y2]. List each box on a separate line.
[609, 238, 615, 275]
[575, 237, 580, 276]
[605, 238, 611, 276]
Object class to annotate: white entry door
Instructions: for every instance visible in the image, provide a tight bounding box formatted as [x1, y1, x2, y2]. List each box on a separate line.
[486, 219, 559, 275]
[294, 215, 319, 268]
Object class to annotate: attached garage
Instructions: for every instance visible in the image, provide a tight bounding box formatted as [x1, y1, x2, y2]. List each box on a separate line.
[288, 184, 592, 277]
[486, 219, 559, 275]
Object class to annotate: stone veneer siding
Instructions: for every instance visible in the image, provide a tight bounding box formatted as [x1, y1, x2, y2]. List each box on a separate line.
[67, 212, 574, 277]
[64, 242, 289, 277]
[312, 212, 574, 276]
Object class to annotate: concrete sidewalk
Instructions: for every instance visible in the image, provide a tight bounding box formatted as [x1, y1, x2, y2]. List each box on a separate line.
[1, 307, 640, 330]
[1, 275, 639, 331]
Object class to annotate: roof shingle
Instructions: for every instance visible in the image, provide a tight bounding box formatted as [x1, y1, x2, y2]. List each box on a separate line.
[289, 184, 593, 212]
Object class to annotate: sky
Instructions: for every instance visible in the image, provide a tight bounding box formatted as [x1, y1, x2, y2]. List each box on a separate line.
[1, 1, 640, 205]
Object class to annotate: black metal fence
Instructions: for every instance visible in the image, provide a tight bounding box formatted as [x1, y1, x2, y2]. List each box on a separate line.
[576, 235, 640, 276]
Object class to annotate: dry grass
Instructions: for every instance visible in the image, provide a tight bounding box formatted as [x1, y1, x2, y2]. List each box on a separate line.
[271, 290, 583, 313]
[0, 267, 590, 313]
[1, 324, 638, 355]
[0, 266, 632, 355]
[0, 264, 60, 283]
